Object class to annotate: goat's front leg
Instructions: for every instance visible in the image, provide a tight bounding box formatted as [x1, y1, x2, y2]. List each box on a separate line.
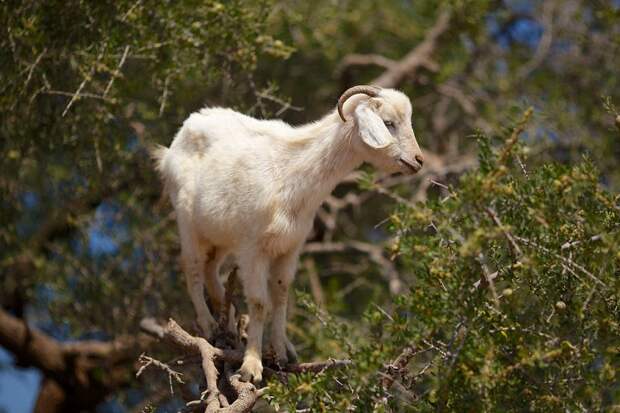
[237, 252, 271, 383]
[269, 248, 300, 365]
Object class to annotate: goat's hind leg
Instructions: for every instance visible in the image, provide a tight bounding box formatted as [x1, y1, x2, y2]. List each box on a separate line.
[236, 251, 271, 384]
[203, 246, 228, 325]
[180, 227, 217, 338]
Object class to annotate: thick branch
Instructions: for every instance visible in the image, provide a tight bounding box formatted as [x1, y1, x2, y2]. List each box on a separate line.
[372, 11, 451, 88]
[0, 308, 66, 375]
[0, 308, 155, 413]
[139, 317, 352, 412]
[140, 318, 244, 364]
[142, 318, 257, 413]
[140, 318, 352, 375]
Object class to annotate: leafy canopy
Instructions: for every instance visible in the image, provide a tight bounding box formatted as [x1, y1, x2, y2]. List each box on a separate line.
[269, 110, 620, 412]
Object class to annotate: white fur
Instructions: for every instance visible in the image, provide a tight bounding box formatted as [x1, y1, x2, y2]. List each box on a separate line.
[154, 88, 423, 383]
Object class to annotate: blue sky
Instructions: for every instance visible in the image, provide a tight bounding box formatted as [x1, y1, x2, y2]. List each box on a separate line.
[0, 348, 40, 413]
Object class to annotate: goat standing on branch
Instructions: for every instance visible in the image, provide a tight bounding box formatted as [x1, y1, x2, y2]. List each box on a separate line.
[153, 85, 424, 383]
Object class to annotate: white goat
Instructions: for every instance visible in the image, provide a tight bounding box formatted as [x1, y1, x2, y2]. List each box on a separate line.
[154, 85, 424, 383]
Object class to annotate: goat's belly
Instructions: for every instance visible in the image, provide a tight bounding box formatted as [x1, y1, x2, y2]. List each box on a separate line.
[261, 233, 305, 257]
[260, 216, 311, 257]
[196, 215, 257, 246]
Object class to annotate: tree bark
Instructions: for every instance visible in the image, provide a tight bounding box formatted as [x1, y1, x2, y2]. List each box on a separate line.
[33, 379, 67, 413]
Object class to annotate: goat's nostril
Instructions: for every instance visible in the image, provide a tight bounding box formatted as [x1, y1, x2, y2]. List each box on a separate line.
[415, 154, 424, 166]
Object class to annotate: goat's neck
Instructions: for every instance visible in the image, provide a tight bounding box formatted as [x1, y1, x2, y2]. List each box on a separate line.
[280, 112, 362, 212]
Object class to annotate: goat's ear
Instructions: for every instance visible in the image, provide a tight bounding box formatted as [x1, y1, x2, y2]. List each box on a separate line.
[354, 102, 392, 149]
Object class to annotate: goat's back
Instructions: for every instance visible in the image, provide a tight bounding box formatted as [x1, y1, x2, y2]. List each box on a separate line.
[156, 107, 300, 246]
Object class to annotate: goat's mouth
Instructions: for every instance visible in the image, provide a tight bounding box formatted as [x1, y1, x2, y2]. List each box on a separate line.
[398, 156, 422, 173]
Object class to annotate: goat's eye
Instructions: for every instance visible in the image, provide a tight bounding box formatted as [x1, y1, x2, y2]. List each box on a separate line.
[383, 120, 394, 128]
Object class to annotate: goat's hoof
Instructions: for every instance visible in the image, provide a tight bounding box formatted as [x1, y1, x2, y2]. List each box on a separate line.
[238, 357, 263, 384]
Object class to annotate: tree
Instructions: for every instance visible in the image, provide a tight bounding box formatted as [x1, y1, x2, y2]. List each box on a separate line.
[1, 0, 619, 411]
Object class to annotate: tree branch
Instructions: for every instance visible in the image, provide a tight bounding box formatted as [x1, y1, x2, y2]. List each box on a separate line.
[139, 317, 352, 412]
[303, 240, 403, 294]
[371, 11, 451, 88]
[0, 308, 155, 413]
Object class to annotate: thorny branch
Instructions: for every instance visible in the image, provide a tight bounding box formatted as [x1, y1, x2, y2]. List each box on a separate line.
[514, 236, 606, 287]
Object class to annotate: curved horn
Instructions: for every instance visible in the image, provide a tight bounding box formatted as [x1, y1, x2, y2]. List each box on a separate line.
[337, 85, 381, 122]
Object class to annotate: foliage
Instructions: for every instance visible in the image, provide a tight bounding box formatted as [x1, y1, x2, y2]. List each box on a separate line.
[266, 0, 620, 183]
[1, 0, 620, 411]
[268, 110, 620, 411]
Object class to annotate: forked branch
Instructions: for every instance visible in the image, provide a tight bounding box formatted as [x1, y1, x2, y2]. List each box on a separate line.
[138, 318, 351, 412]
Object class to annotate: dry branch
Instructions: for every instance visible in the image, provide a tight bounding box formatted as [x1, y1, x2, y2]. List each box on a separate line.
[140, 318, 255, 412]
[139, 317, 351, 412]
[103, 45, 130, 98]
[136, 354, 184, 395]
[338, 10, 450, 89]
[303, 240, 403, 294]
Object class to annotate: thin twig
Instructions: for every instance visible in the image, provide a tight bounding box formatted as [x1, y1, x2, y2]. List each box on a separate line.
[255, 91, 304, 116]
[484, 206, 523, 256]
[103, 45, 130, 98]
[120, 0, 143, 22]
[560, 234, 603, 250]
[430, 179, 450, 190]
[515, 236, 605, 287]
[23, 48, 47, 92]
[45, 90, 108, 100]
[136, 353, 184, 395]
[515, 154, 529, 178]
[476, 252, 499, 307]
[159, 75, 170, 117]
[303, 240, 403, 294]
[62, 44, 107, 117]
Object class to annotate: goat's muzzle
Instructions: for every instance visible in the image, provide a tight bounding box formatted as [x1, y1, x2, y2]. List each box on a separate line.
[398, 156, 423, 173]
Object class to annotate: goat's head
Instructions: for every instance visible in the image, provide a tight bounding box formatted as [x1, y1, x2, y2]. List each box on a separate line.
[338, 85, 424, 174]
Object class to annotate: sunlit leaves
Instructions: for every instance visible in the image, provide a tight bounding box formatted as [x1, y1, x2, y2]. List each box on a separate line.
[270, 110, 620, 411]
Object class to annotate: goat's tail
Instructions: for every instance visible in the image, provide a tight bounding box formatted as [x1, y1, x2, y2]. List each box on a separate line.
[149, 144, 171, 202]
[149, 144, 168, 174]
